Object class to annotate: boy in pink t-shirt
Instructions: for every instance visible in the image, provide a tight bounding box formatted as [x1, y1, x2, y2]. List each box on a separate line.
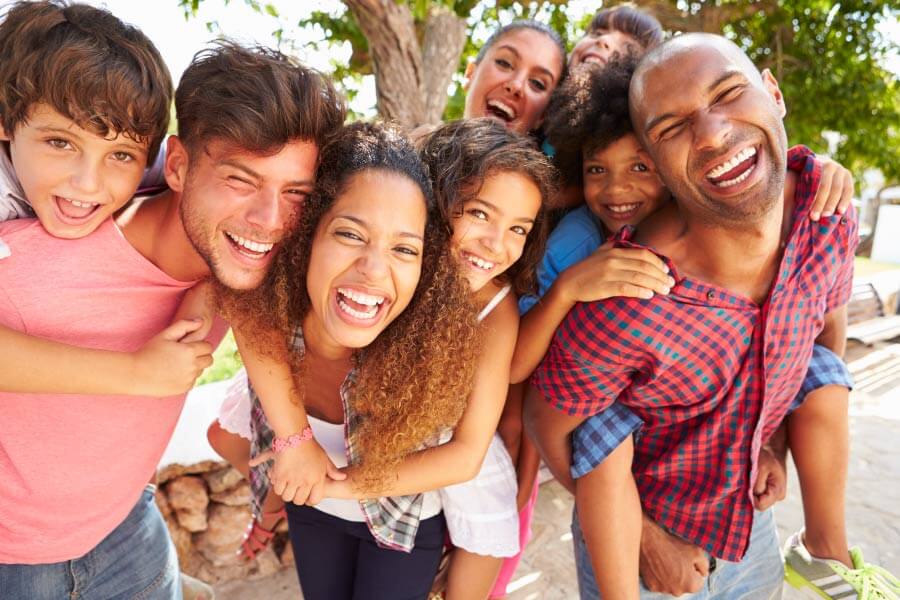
[0, 4, 344, 597]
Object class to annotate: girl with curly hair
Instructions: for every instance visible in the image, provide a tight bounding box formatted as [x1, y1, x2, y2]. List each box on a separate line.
[416, 118, 557, 600]
[211, 122, 482, 599]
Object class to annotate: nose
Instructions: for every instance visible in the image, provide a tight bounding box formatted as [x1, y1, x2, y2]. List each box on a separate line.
[503, 72, 525, 96]
[70, 155, 103, 195]
[693, 110, 732, 153]
[356, 245, 389, 281]
[479, 223, 504, 256]
[245, 188, 286, 233]
[605, 171, 633, 199]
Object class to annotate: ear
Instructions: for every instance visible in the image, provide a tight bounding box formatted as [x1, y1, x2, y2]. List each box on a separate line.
[760, 69, 786, 119]
[462, 61, 476, 92]
[164, 136, 189, 192]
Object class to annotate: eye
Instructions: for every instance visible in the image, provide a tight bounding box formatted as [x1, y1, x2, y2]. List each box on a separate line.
[111, 151, 135, 163]
[658, 121, 685, 142]
[529, 78, 547, 92]
[585, 165, 607, 175]
[394, 245, 420, 257]
[227, 175, 255, 190]
[714, 85, 743, 104]
[632, 162, 650, 173]
[510, 225, 529, 236]
[494, 58, 512, 69]
[467, 208, 488, 221]
[285, 189, 309, 203]
[335, 229, 363, 242]
[46, 138, 71, 150]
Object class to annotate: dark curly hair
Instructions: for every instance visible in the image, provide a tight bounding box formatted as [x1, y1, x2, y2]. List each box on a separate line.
[418, 118, 558, 297]
[587, 5, 664, 51]
[220, 122, 481, 492]
[544, 56, 638, 187]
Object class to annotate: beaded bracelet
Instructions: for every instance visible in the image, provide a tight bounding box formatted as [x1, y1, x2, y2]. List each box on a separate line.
[272, 426, 314, 453]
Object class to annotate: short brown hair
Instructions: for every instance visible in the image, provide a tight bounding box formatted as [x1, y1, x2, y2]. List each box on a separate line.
[0, 1, 173, 162]
[175, 42, 346, 155]
[419, 118, 559, 297]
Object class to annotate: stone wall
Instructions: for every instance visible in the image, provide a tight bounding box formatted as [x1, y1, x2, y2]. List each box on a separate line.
[156, 461, 294, 585]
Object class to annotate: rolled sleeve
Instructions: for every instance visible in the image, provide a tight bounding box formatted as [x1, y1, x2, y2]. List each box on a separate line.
[571, 403, 643, 478]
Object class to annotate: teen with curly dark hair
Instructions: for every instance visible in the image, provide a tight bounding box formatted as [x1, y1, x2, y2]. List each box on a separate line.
[417, 118, 557, 600]
[215, 122, 482, 598]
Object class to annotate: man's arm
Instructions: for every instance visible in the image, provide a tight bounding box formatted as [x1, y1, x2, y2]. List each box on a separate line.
[639, 513, 710, 595]
[816, 304, 847, 358]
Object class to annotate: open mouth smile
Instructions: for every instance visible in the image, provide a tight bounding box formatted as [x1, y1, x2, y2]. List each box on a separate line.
[485, 99, 517, 124]
[225, 231, 275, 260]
[54, 195, 103, 223]
[705, 146, 759, 189]
[335, 286, 389, 323]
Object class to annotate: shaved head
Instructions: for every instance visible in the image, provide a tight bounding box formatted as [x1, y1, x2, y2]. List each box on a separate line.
[630, 33, 763, 139]
[625, 32, 788, 227]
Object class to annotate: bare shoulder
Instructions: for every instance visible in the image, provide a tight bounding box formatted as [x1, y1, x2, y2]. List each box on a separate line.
[482, 291, 520, 345]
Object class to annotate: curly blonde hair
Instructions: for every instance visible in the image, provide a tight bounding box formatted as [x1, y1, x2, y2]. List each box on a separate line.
[220, 122, 481, 492]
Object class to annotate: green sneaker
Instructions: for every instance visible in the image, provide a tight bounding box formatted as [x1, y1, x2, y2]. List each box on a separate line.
[784, 531, 900, 600]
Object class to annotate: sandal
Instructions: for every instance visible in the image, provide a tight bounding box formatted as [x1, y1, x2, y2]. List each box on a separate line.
[239, 507, 287, 561]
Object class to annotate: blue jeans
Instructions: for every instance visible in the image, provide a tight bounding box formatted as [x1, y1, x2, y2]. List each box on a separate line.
[0, 484, 182, 600]
[573, 508, 783, 600]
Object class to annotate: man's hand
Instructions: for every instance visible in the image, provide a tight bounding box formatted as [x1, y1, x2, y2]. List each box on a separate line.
[639, 514, 709, 595]
[753, 445, 787, 511]
[131, 319, 213, 396]
[250, 438, 346, 505]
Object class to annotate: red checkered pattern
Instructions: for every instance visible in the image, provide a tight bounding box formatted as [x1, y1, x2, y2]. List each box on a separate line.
[533, 146, 857, 561]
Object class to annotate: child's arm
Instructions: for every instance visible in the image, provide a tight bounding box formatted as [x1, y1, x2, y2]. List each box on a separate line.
[0, 284, 214, 396]
[510, 242, 672, 383]
[325, 294, 519, 499]
[522, 383, 582, 494]
[239, 328, 346, 505]
[576, 435, 642, 600]
[808, 155, 854, 221]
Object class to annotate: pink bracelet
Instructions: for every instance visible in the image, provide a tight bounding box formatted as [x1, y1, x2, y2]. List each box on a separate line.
[272, 426, 314, 453]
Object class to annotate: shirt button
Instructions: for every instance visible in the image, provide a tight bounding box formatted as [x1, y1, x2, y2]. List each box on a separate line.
[706, 291, 715, 300]
[840, 217, 847, 225]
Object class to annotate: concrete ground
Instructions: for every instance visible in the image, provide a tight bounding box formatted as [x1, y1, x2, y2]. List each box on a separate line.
[214, 339, 900, 599]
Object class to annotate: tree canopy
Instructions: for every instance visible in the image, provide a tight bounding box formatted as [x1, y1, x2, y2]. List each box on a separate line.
[179, 0, 899, 181]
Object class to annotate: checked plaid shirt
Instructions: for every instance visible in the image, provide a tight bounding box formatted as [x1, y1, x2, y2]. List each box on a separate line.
[248, 328, 433, 553]
[533, 146, 858, 561]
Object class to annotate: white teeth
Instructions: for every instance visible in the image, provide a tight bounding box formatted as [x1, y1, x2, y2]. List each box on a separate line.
[713, 162, 756, 188]
[60, 197, 98, 208]
[337, 298, 378, 319]
[337, 287, 385, 306]
[486, 99, 516, 120]
[707, 147, 757, 179]
[582, 55, 605, 65]
[607, 203, 640, 214]
[225, 231, 274, 254]
[466, 254, 495, 271]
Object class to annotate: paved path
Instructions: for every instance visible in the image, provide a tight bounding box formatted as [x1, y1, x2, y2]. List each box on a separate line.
[215, 341, 900, 599]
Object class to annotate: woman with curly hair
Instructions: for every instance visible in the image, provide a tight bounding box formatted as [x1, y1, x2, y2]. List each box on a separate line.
[212, 122, 482, 599]
[416, 118, 557, 600]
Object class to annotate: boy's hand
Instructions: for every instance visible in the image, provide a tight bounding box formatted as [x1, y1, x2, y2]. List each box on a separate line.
[752, 445, 787, 511]
[559, 242, 674, 304]
[132, 319, 213, 396]
[810, 157, 854, 221]
[250, 439, 347, 506]
[640, 514, 708, 595]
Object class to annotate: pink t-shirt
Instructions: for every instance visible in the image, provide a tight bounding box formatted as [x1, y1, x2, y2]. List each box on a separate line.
[0, 217, 223, 564]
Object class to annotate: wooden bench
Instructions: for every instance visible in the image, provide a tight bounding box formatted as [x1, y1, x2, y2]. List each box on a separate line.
[846, 282, 900, 345]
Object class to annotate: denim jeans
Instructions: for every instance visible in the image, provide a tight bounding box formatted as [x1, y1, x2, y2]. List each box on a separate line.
[0, 484, 182, 600]
[573, 507, 784, 600]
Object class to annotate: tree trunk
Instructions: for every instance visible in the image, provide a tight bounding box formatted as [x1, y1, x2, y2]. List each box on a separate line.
[421, 6, 467, 124]
[342, 0, 465, 128]
[343, 0, 425, 126]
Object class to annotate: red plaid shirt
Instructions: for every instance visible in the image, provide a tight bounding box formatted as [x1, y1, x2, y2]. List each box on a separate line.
[533, 146, 857, 561]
